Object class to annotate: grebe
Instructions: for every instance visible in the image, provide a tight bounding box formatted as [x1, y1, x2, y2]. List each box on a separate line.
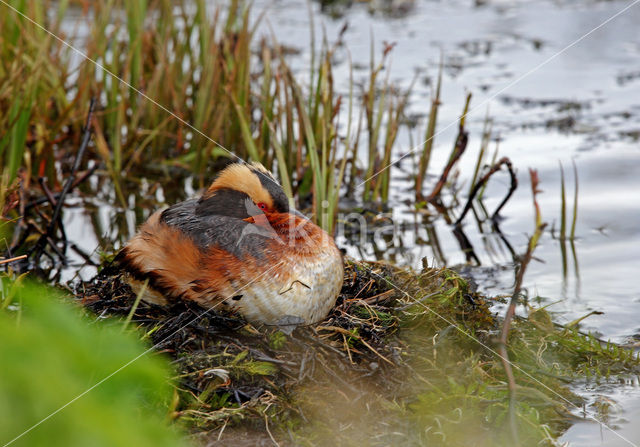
[118, 162, 343, 325]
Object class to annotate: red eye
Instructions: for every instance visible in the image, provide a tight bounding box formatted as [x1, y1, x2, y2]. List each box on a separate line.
[257, 202, 267, 211]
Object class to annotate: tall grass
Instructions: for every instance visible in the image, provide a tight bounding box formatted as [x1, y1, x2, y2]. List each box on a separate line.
[558, 161, 580, 279]
[0, 0, 74, 186]
[415, 59, 442, 201]
[0, 0, 469, 233]
[558, 161, 579, 242]
[84, 0, 355, 231]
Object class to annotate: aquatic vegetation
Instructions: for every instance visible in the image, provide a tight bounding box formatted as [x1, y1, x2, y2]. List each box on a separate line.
[77, 258, 640, 446]
[557, 161, 580, 279]
[0, 0, 484, 235]
[415, 59, 442, 202]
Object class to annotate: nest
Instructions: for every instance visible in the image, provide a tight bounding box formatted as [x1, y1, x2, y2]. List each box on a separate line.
[79, 258, 492, 444]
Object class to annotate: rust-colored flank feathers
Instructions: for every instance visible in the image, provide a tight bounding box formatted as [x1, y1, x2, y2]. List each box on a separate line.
[118, 162, 343, 325]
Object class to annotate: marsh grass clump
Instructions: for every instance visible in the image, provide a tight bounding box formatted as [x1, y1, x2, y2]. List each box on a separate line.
[0, 1, 75, 187]
[0, 0, 484, 237]
[1, 0, 412, 232]
[80, 259, 485, 441]
[79, 257, 638, 445]
[402, 299, 640, 446]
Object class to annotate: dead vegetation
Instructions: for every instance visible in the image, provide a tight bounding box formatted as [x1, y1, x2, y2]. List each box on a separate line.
[74, 251, 640, 447]
[79, 258, 493, 445]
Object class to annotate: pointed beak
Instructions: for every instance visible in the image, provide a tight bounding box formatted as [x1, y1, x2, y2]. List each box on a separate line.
[243, 213, 271, 228]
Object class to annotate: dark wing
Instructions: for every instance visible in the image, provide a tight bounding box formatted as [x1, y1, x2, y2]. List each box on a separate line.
[160, 198, 199, 230]
[196, 188, 255, 219]
[160, 195, 275, 259]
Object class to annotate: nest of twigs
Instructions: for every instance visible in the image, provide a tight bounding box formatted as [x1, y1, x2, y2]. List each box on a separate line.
[78, 258, 492, 444]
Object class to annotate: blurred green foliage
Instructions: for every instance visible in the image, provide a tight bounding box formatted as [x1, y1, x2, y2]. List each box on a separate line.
[0, 278, 190, 447]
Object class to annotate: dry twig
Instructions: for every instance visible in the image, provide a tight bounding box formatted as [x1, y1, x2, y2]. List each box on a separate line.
[498, 169, 547, 444]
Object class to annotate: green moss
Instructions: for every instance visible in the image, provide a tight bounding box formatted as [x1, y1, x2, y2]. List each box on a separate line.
[77, 260, 640, 446]
[288, 263, 640, 446]
[268, 331, 287, 350]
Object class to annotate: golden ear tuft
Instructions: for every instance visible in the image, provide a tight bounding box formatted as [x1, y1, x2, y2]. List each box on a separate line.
[249, 161, 275, 179]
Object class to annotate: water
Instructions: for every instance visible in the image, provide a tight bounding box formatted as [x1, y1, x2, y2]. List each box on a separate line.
[57, 0, 640, 443]
[562, 376, 640, 446]
[250, 0, 640, 344]
[241, 1, 640, 444]
[60, 0, 640, 343]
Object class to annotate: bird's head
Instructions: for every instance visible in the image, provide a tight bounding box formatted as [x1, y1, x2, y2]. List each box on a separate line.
[201, 162, 293, 220]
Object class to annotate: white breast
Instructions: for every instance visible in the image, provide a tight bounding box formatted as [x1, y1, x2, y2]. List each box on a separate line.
[226, 244, 343, 325]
